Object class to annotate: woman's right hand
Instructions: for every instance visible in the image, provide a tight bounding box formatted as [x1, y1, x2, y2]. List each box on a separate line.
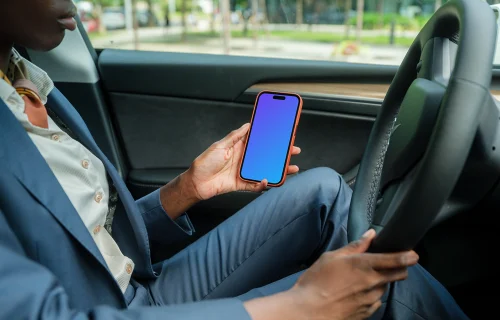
[289, 229, 419, 320]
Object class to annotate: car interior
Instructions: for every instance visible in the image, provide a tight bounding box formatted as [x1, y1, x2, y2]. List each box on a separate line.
[12, 0, 500, 318]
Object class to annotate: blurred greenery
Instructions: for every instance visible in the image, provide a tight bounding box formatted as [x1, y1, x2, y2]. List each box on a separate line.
[96, 29, 415, 47]
[89, 0, 204, 12]
[348, 13, 431, 31]
[86, 0, 431, 49]
[92, 0, 124, 6]
[257, 30, 415, 46]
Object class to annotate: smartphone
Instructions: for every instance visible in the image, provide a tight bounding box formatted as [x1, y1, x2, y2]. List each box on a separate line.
[239, 91, 303, 187]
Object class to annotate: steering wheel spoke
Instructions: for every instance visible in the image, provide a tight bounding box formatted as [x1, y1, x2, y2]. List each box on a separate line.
[418, 37, 458, 86]
[379, 78, 446, 190]
[371, 160, 418, 228]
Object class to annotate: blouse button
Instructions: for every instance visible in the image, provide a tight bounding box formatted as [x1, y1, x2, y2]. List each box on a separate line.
[81, 159, 90, 169]
[125, 263, 133, 275]
[94, 192, 103, 203]
[93, 225, 101, 235]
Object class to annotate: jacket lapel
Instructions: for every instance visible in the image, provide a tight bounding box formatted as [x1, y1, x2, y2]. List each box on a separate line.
[46, 88, 154, 277]
[0, 99, 110, 273]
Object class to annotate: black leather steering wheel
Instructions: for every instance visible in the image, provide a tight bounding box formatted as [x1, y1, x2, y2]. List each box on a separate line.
[347, 0, 497, 252]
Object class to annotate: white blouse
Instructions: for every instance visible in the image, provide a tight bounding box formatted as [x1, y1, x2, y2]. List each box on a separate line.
[0, 50, 134, 293]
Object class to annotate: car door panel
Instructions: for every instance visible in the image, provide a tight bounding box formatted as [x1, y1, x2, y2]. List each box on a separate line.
[92, 49, 390, 245]
[110, 93, 375, 174]
[111, 91, 375, 214]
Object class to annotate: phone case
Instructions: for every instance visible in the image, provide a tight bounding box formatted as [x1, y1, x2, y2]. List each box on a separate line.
[239, 90, 303, 187]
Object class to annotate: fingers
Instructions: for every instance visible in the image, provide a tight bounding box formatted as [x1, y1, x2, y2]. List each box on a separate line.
[377, 267, 409, 283]
[218, 123, 250, 148]
[347, 255, 412, 292]
[366, 251, 419, 270]
[219, 126, 301, 155]
[336, 229, 376, 256]
[351, 286, 386, 319]
[359, 267, 408, 292]
[287, 165, 300, 175]
[245, 179, 268, 192]
[363, 285, 387, 305]
[259, 179, 268, 191]
[364, 299, 383, 318]
[286, 146, 301, 175]
[291, 146, 301, 155]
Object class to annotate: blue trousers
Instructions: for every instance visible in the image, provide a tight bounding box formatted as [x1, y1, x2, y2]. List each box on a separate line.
[133, 168, 468, 319]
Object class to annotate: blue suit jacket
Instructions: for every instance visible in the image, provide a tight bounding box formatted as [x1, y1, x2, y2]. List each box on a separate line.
[0, 89, 249, 319]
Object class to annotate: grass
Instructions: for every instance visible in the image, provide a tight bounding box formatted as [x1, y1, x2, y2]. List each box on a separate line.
[186, 29, 414, 47]
[88, 32, 115, 41]
[89, 28, 415, 47]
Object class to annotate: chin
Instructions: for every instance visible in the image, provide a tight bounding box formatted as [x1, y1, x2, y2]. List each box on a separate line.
[25, 31, 66, 52]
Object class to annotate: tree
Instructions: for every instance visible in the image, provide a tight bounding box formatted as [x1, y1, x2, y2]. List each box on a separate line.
[221, 0, 231, 54]
[376, 0, 384, 28]
[259, 0, 268, 23]
[146, 0, 155, 26]
[94, 0, 107, 33]
[296, 0, 303, 25]
[259, 0, 269, 37]
[355, 0, 364, 42]
[181, 0, 187, 41]
[131, 0, 139, 49]
[344, 0, 352, 39]
[389, 0, 402, 45]
[251, 0, 259, 47]
[242, 7, 252, 37]
[377, 0, 384, 13]
[210, 0, 217, 34]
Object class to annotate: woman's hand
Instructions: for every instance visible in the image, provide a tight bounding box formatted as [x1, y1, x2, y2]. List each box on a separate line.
[186, 123, 301, 201]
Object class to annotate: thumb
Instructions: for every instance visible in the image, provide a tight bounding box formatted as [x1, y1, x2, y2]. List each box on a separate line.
[336, 229, 376, 256]
[219, 123, 250, 148]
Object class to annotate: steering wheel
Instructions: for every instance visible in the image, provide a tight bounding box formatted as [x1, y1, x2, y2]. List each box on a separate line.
[347, 0, 498, 253]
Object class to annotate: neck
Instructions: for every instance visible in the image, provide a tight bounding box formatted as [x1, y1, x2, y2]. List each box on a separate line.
[0, 42, 13, 75]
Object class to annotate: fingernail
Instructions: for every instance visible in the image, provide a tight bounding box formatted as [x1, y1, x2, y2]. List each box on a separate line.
[362, 229, 375, 239]
[404, 252, 419, 264]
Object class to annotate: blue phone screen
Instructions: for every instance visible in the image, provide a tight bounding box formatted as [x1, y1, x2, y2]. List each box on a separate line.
[240, 93, 300, 184]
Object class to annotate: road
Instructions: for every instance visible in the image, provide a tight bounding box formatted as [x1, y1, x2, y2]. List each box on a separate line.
[91, 25, 411, 65]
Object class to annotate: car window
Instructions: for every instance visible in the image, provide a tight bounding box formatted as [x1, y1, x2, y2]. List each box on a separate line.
[77, 0, 500, 66]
